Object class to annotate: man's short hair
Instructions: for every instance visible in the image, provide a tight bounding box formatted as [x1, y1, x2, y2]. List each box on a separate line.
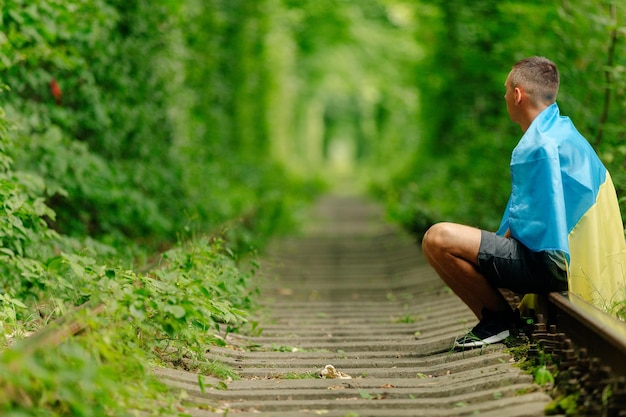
[509, 56, 559, 105]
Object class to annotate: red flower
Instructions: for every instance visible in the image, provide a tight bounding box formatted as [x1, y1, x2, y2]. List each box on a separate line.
[49, 79, 62, 105]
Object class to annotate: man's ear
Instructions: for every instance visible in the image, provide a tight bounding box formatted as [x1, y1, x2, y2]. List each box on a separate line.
[514, 87, 523, 104]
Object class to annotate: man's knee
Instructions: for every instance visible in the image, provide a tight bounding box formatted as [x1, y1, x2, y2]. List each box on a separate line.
[422, 222, 456, 254]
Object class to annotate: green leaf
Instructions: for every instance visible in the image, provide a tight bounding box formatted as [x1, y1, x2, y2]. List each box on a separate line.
[198, 374, 206, 394]
[534, 365, 555, 386]
[359, 390, 373, 399]
[129, 304, 146, 321]
[163, 304, 186, 319]
[0, 293, 27, 308]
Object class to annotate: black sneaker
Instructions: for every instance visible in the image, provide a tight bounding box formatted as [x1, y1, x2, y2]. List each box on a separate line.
[454, 309, 515, 349]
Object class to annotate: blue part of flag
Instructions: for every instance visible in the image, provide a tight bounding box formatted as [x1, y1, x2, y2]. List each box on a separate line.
[496, 103, 606, 258]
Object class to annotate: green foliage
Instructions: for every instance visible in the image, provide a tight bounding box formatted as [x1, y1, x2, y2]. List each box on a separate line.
[1, 0, 315, 247]
[534, 365, 555, 387]
[0, 0, 321, 414]
[0, 232, 256, 415]
[0, 337, 170, 417]
[1, 0, 175, 243]
[270, 0, 421, 178]
[544, 393, 580, 416]
[0, 116, 281, 416]
[378, 0, 626, 236]
[117, 238, 255, 359]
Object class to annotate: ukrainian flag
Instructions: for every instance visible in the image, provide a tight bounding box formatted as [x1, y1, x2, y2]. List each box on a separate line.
[497, 103, 626, 311]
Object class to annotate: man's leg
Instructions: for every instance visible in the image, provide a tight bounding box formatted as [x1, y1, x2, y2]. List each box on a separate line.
[421, 222, 510, 319]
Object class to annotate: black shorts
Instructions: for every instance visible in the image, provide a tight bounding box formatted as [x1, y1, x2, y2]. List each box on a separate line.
[477, 230, 568, 294]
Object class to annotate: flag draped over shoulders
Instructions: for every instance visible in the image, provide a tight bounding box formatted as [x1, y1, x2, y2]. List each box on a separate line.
[497, 103, 626, 309]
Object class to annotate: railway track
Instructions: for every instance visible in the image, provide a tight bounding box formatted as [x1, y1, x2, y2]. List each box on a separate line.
[155, 194, 626, 416]
[12, 194, 626, 416]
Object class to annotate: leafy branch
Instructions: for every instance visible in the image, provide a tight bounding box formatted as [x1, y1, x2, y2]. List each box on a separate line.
[595, 2, 619, 147]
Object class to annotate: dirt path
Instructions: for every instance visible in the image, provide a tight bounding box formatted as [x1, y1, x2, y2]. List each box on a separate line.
[156, 195, 552, 416]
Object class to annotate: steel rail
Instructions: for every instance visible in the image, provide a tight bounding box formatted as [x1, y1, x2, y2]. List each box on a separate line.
[13, 300, 105, 355]
[545, 291, 626, 376]
[525, 291, 626, 415]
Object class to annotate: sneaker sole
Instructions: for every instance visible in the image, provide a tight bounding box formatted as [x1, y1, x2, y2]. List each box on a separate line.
[454, 329, 510, 348]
